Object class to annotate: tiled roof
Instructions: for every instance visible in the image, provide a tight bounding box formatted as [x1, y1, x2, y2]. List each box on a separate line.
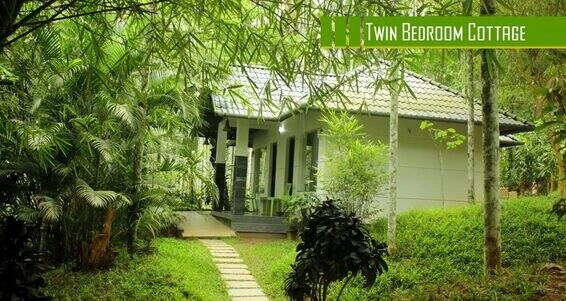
[211, 63, 532, 134]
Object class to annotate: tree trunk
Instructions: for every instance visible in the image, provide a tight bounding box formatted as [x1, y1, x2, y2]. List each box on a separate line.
[387, 60, 400, 253]
[481, 0, 502, 276]
[438, 149, 446, 206]
[87, 207, 116, 270]
[127, 135, 144, 254]
[466, 50, 476, 203]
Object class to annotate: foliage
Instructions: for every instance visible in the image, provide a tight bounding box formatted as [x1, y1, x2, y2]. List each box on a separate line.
[551, 198, 566, 220]
[235, 196, 566, 300]
[43, 238, 228, 300]
[0, 216, 49, 300]
[284, 199, 388, 301]
[320, 112, 388, 220]
[419, 121, 465, 150]
[280, 192, 320, 232]
[500, 132, 556, 194]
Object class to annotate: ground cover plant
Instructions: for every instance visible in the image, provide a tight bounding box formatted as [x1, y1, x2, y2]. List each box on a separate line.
[43, 238, 228, 300]
[230, 196, 566, 300]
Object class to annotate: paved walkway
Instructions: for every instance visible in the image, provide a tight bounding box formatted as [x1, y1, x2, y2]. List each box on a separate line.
[200, 239, 268, 301]
[178, 211, 235, 238]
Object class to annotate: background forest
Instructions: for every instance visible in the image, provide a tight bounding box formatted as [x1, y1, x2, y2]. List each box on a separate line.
[0, 0, 564, 300]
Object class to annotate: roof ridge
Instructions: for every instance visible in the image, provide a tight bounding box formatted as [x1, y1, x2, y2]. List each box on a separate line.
[225, 62, 532, 129]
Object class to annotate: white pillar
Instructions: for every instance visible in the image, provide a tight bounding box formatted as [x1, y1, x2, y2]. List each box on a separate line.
[232, 119, 249, 214]
[293, 133, 305, 193]
[215, 120, 227, 164]
[235, 119, 249, 157]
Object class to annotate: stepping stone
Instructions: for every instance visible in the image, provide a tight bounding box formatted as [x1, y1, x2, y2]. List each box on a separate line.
[210, 249, 236, 253]
[225, 281, 260, 288]
[213, 258, 243, 263]
[216, 263, 247, 269]
[203, 243, 229, 247]
[211, 252, 239, 258]
[200, 239, 227, 245]
[208, 247, 235, 251]
[221, 274, 255, 281]
[232, 297, 269, 301]
[219, 268, 250, 275]
[228, 288, 265, 297]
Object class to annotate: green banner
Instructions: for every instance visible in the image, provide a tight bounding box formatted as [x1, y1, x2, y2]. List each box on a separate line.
[320, 16, 566, 48]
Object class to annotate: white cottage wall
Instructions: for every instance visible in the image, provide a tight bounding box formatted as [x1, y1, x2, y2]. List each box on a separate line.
[246, 112, 485, 213]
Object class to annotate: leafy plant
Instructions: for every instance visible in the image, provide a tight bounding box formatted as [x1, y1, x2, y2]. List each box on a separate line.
[500, 132, 556, 194]
[284, 199, 388, 301]
[281, 192, 320, 233]
[320, 112, 388, 220]
[419, 121, 465, 204]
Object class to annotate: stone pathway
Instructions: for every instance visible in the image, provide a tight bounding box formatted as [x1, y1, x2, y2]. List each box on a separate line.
[178, 211, 236, 238]
[200, 239, 268, 301]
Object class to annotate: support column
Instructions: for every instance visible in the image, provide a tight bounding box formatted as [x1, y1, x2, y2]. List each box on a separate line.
[293, 133, 306, 193]
[231, 119, 249, 215]
[214, 120, 228, 211]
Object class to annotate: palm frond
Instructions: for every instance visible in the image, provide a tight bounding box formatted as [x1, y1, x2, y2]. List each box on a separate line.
[75, 179, 130, 207]
[36, 195, 62, 222]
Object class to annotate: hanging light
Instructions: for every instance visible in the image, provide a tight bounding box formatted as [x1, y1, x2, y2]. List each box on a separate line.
[278, 123, 285, 134]
[222, 119, 230, 132]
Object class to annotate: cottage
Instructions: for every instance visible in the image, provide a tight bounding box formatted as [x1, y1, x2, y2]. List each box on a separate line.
[201, 63, 532, 234]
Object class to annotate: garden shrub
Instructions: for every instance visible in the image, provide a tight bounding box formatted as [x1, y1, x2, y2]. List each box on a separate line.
[281, 192, 321, 233]
[320, 112, 388, 220]
[284, 199, 388, 301]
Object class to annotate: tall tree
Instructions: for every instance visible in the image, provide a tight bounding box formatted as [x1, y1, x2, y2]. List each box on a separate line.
[480, 0, 502, 274]
[388, 54, 402, 253]
[463, 0, 475, 203]
[466, 51, 476, 203]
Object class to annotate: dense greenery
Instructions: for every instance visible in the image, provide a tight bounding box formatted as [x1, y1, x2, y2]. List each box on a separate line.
[501, 132, 556, 194]
[232, 196, 566, 300]
[43, 238, 228, 300]
[0, 0, 412, 274]
[320, 112, 388, 219]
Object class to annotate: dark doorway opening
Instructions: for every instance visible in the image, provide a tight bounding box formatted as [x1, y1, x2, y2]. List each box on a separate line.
[286, 137, 295, 195]
[269, 143, 277, 197]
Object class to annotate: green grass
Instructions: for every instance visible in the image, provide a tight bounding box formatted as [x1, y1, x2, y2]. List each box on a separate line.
[44, 238, 228, 300]
[226, 238, 297, 300]
[227, 196, 566, 300]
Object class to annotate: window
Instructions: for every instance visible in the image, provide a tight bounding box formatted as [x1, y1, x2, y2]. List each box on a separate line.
[304, 131, 319, 191]
[254, 147, 267, 194]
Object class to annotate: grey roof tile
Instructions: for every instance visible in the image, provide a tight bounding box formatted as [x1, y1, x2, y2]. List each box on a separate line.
[212, 64, 532, 133]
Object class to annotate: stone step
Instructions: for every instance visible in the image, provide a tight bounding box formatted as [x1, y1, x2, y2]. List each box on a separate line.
[216, 263, 248, 269]
[213, 258, 244, 263]
[208, 246, 235, 250]
[219, 268, 250, 275]
[228, 288, 265, 297]
[210, 249, 236, 253]
[225, 281, 260, 288]
[200, 239, 228, 245]
[231, 297, 269, 301]
[212, 252, 239, 258]
[210, 249, 237, 253]
[221, 274, 255, 281]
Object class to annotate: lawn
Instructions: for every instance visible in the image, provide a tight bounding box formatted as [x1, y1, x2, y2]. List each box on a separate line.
[227, 196, 566, 300]
[44, 238, 228, 300]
